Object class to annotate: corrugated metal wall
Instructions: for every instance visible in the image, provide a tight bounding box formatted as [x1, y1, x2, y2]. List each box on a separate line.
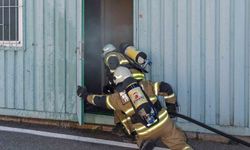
[134, 0, 250, 136]
[0, 0, 81, 121]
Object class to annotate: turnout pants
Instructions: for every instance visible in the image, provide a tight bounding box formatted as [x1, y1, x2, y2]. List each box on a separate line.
[137, 117, 192, 150]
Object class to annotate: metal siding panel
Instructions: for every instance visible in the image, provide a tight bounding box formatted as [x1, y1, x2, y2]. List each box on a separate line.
[205, 0, 216, 124]
[200, 0, 206, 124]
[219, 0, 231, 125]
[55, 0, 66, 113]
[178, 122, 250, 136]
[215, 0, 221, 125]
[44, 0, 56, 112]
[66, 0, 77, 114]
[5, 51, 15, 109]
[136, 0, 250, 134]
[150, 0, 163, 81]
[177, 0, 190, 118]
[133, 0, 139, 47]
[34, 0, 45, 111]
[15, 51, 24, 109]
[172, 0, 178, 91]
[190, 0, 202, 121]
[163, 0, 176, 88]
[247, 0, 250, 128]
[0, 52, 5, 107]
[229, 0, 235, 127]
[159, 0, 165, 82]
[0, 108, 77, 121]
[137, 0, 151, 79]
[24, 0, 35, 110]
[233, 0, 245, 127]
[0, 0, 79, 120]
[76, 0, 83, 124]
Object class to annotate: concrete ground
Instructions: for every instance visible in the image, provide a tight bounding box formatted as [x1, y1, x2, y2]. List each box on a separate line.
[0, 121, 249, 150]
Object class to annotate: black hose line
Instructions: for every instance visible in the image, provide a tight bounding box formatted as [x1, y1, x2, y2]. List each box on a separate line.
[169, 112, 250, 147]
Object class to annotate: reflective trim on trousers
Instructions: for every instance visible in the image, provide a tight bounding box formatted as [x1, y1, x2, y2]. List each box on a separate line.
[135, 110, 169, 136]
[121, 117, 132, 135]
[182, 146, 193, 150]
[121, 117, 131, 124]
[125, 108, 135, 116]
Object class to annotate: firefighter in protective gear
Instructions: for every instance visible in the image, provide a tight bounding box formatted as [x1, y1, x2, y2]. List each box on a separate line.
[102, 44, 146, 81]
[102, 44, 147, 135]
[77, 67, 193, 150]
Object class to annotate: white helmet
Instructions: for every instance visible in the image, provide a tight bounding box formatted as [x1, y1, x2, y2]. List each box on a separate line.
[113, 66, 132, 85]
[102, 44, 116, 56]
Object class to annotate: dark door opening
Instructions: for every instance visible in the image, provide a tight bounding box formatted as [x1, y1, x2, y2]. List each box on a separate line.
[84, 0, 133, 114]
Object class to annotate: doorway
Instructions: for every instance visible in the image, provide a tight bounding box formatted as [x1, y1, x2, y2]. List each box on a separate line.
[84, 0, 133, 114]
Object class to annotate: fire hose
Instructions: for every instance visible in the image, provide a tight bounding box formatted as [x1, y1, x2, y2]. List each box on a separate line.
[169, 112, 250, 147]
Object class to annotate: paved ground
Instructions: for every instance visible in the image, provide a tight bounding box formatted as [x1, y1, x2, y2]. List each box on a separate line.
[0, 121, 249, 150]
[0, 131, 131, 150]
[188, 140, 249, 150]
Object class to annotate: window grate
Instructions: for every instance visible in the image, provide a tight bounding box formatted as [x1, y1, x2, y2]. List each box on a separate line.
[0, 0, 23, 47]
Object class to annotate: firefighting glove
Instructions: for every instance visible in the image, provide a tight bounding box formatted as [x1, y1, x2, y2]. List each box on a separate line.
[103, 77, 115, 94]
[77, 86, 88, 100]
[103, 84, 114, 94]
[166, 102, 178, 118]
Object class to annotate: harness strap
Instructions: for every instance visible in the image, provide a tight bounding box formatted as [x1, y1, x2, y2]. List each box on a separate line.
[130, 100, 162, 124]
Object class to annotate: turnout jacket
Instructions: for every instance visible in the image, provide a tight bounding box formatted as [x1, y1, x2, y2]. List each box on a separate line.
[86, 80, 176, 139]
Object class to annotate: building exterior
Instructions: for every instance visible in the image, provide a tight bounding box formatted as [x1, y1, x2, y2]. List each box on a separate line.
[134, 0, 250, 136]
[0, 0, 82, 122]
[0, 0, 249, 136]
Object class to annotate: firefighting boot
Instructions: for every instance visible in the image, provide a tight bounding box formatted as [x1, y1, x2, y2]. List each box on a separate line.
[139, 140, 156, 150]
[112, 123, 127, 137]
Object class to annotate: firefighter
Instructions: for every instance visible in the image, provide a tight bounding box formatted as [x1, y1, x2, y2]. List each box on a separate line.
[102, 43, 148, 83]
[102, 43, 148, 136]
[77, 66, 192, 150]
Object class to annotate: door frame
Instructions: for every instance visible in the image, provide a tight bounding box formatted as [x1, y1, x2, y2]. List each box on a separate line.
[78, 0, 135, 125]
[76, 0, 84, 125]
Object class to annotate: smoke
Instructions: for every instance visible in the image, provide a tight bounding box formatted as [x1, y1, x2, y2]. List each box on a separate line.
[84, 0, 133, 93]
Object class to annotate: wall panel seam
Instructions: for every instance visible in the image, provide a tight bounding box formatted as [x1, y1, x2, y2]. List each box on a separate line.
[43, 0, 46, 111]
[229, 0, 235, 126]
[173, 0, 178, 93]
[187, 0, 192, 117]
[215, 0, 221, 125]
[64, 0, 67, 114]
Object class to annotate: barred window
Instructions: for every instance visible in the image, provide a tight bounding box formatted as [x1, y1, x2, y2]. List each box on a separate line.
[0, 0, 23, 47]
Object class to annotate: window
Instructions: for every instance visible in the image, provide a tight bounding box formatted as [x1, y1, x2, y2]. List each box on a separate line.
[0, 0, 23, 47]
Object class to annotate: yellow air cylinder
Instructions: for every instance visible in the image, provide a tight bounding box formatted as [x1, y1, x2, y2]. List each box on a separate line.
[124, 46, 140, 62]
[120, 44, 147, 65]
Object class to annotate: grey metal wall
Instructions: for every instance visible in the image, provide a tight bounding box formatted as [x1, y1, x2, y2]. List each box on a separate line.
[0, 0, 82, 121]
[134, 0, 250, 136]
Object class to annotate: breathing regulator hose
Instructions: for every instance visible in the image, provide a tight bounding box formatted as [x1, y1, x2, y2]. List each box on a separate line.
[169, 112, 250, 147]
